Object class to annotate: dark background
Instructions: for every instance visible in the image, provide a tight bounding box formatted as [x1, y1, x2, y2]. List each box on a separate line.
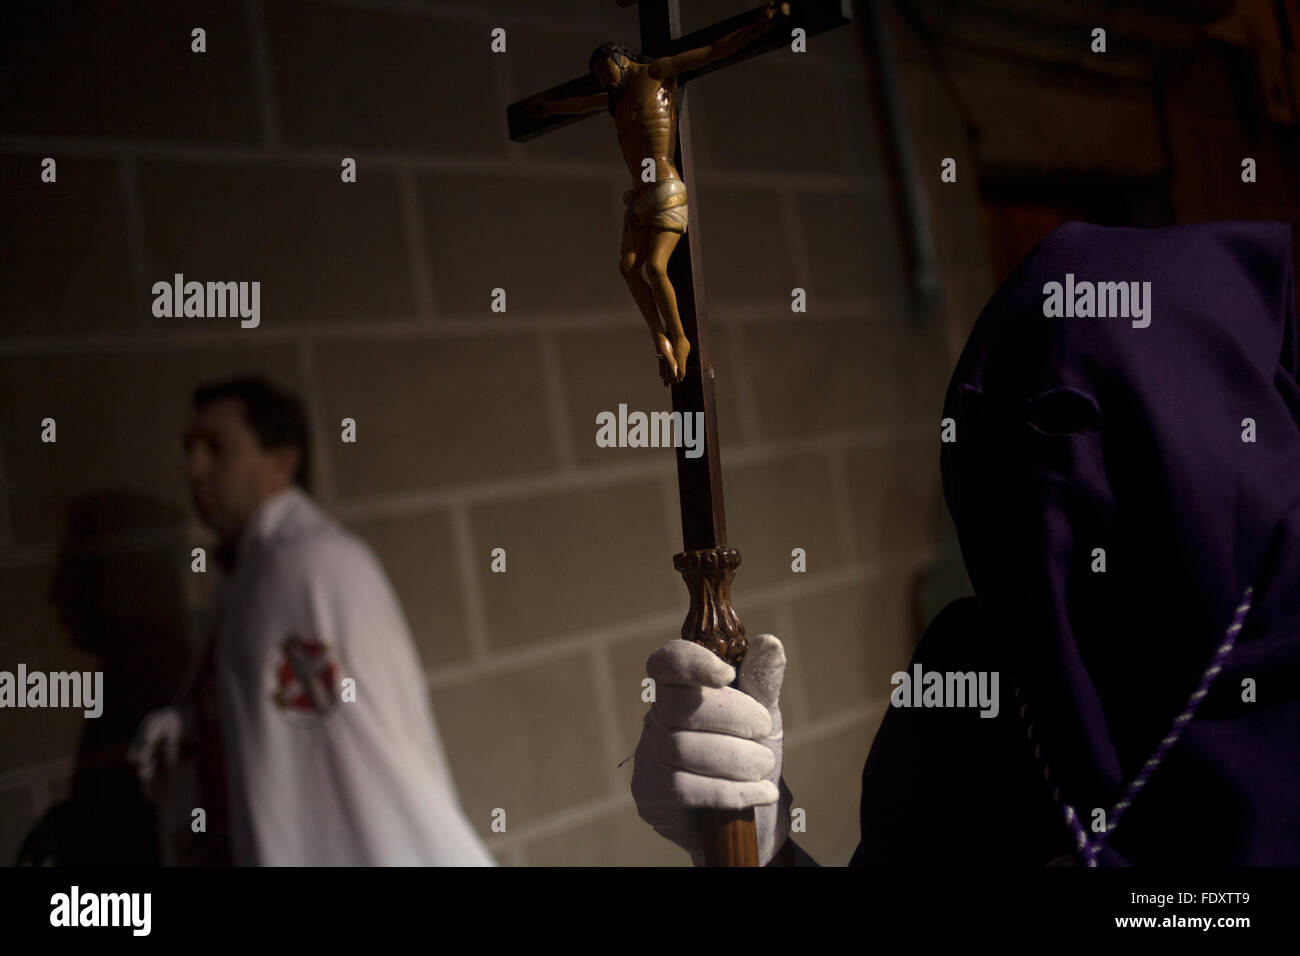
[1, 0, 1297, 865]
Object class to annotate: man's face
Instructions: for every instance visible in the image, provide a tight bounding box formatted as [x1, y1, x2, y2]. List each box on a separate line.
[594, 54, 625, 94]
[183, 397, 294, 543]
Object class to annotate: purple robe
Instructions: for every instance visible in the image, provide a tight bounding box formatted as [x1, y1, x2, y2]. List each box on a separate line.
[852, 221, 1300, 866]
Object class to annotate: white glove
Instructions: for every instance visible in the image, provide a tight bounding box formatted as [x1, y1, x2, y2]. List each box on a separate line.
[127, 707, 184, 801]
[632, 633, 790, 865]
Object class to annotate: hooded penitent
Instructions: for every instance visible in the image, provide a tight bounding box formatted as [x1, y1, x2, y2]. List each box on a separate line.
[852, 221, 1300, 866]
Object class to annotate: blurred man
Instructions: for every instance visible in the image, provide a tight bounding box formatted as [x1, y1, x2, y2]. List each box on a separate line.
[129, 376, 492, 866]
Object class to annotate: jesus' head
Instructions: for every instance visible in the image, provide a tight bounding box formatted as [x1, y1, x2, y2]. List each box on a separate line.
[588, 42, 653, 112]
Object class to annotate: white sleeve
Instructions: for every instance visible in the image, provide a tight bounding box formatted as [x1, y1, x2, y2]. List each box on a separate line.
[239, 538, 496, 866]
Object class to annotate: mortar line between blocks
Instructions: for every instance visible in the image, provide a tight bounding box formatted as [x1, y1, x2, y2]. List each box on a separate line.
[281, 0, 867, 81]
[828, 79, 864, 174]
[423, 553, 940, 687]
[784, 691, 893, 749]
[722, 321, 762, 446]
[486, 28, 527, 165]
[486, 792, 633, 852]
[0, 299, 903, 355]
[777, 188, 812, 287]
[773, 600, 812, 730]
[0, 470, 935, 570]
[588, 643, 627, 792]
[449, 502, 492, 663]
[297, 340, 338, 504]
[30, 777, 52, 819]
[396, 166, 437, 321]
[538, 332, 577, 472]
[427, 611, 682, 688]
[0, 764, 58, 793]
[826, 444, 859, 563]
[244, 0, 283, 147]
[503, 845, 527, 867]
[0, 136, 888, 194]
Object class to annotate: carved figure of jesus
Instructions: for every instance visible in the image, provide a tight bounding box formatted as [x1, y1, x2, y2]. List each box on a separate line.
[531, 2, 788, 385]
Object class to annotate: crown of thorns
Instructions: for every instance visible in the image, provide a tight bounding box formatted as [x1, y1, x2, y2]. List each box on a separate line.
[588, 42, 650, 73]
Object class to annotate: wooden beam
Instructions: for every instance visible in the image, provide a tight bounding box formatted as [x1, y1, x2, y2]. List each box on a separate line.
[507, 0, 851, 141]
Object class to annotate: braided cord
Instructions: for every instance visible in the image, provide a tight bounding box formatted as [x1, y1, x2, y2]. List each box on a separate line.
[1018, 586, 1253, 866]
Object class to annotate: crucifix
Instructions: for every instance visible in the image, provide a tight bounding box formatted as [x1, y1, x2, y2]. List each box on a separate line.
[508, 0, 853, 866]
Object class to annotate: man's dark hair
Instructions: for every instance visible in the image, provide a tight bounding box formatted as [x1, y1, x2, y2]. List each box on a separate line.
[192, 376, 312, 492]
[588, 41, 655, 114]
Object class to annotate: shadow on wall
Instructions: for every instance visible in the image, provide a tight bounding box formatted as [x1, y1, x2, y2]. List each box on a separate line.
[15, 491, 190, 866]
[912, 455, 974, 647]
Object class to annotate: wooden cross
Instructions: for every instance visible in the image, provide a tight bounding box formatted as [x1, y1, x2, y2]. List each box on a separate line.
[508, 0, 853, 867]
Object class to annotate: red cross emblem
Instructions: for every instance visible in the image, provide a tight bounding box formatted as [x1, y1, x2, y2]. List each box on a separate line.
[270, 635, 340, 714]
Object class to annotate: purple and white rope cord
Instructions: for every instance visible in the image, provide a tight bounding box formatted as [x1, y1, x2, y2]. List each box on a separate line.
[1016, 585, 1254, 867]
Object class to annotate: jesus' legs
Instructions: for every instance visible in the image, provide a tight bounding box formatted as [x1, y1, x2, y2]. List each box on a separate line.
[620, 220, 678, 385]
[645, 228, 689, 383]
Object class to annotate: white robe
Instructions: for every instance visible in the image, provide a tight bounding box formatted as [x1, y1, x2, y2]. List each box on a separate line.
[171, 486, 493, 866]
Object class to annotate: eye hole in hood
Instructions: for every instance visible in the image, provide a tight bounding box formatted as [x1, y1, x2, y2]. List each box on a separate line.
[1027, 386, 1100, 436]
